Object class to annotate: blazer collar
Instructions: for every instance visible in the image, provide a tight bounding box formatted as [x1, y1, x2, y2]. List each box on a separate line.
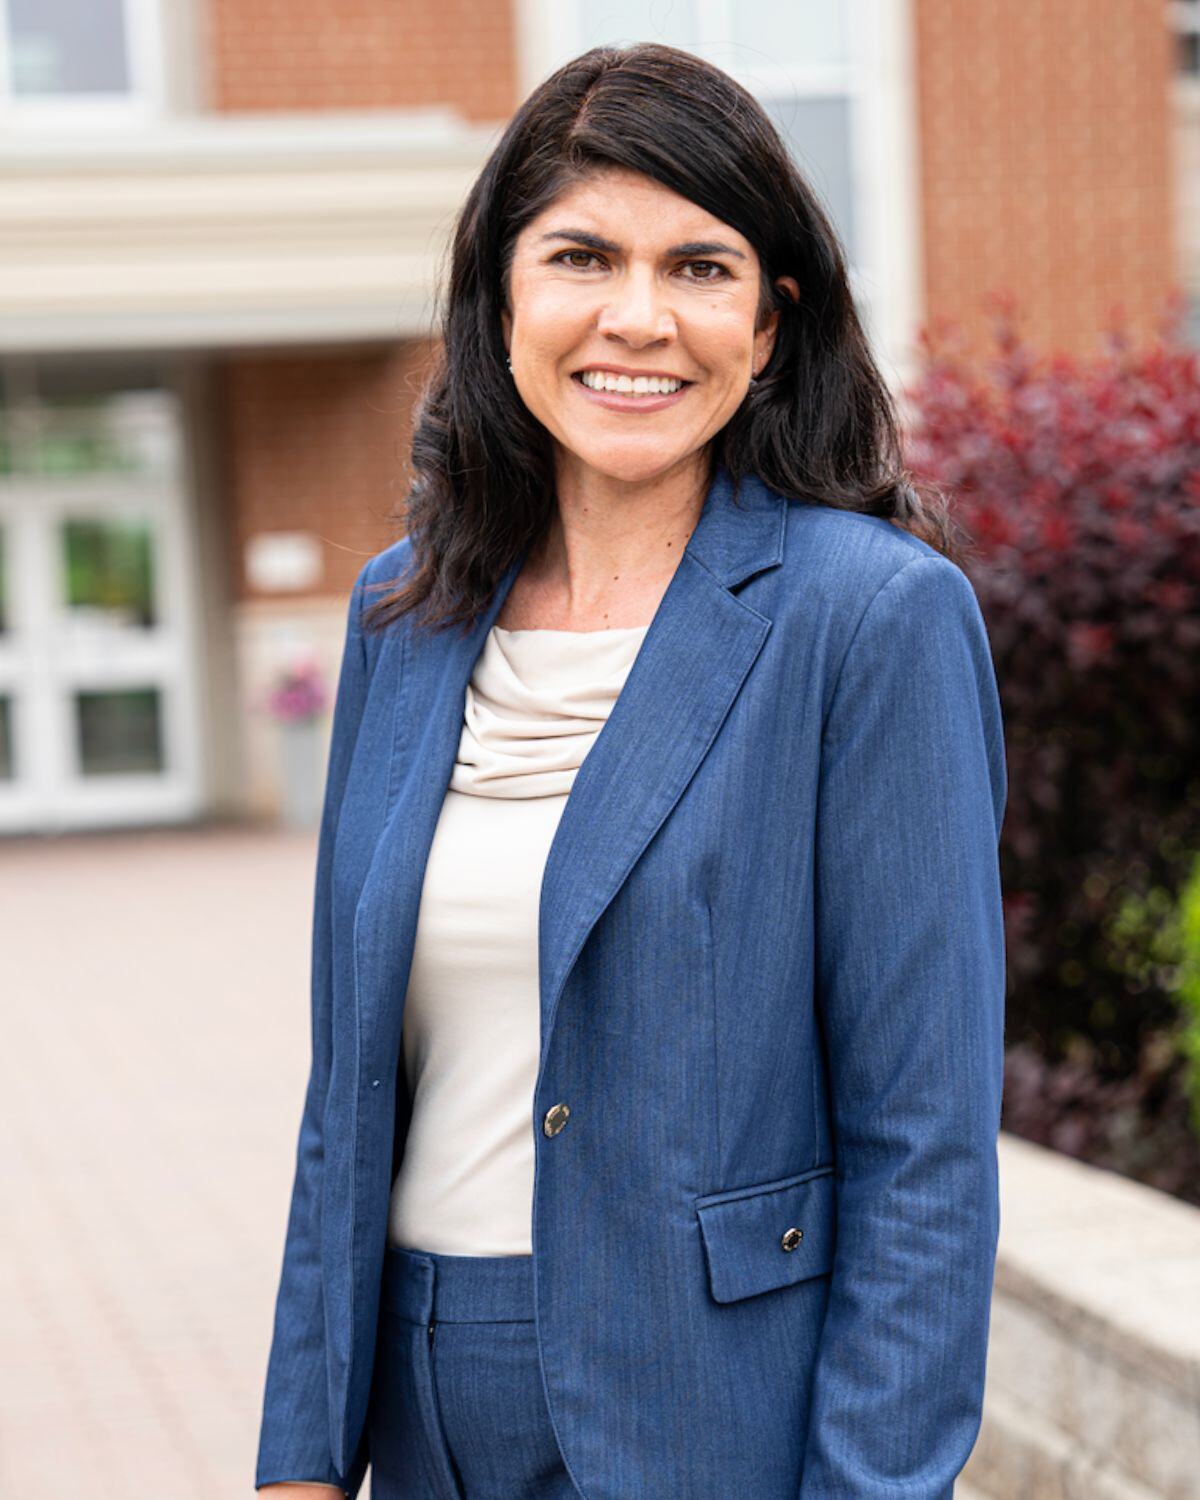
[681, 461, 787, 588]
[352, 462, 787, 1067]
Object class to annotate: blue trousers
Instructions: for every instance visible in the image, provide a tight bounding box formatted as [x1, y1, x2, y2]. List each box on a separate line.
[368, 1246, 578, 1499]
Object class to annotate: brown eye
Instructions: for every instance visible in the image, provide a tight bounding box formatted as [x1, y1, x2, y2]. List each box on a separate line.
[683, 261, 730, 281]
[555, 250, 602, 270]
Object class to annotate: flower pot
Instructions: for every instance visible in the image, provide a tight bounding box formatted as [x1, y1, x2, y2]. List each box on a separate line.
[276, 718, 324, 829]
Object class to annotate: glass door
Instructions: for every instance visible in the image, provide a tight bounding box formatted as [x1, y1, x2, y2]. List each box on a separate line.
[0, 381, 203, 833]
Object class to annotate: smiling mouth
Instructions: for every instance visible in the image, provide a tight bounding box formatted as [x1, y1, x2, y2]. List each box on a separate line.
[571, 371, 693, 400]
[573, 372, 693, 402]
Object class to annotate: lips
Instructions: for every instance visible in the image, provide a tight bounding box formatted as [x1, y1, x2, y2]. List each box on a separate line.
[570, 372, 692, 412]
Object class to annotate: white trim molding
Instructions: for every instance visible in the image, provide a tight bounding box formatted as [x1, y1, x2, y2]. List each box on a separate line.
[0, 111, 500, 353]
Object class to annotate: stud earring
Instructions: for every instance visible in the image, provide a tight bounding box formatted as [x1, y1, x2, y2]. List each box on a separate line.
[505, 356, 512, 373]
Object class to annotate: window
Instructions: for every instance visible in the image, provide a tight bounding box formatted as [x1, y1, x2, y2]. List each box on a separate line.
[0, 0, 163, 121]
[6, 0, 131, 96]
[538, 4, 859, 261]
[1172, 0, 1200, 75]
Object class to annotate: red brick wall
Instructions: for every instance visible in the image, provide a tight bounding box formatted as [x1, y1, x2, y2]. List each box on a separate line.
[913, 0, 1176, 356]
[204, 0, 516, 121]
[203, 0, 509, 602]
[219, 342, 432, 601]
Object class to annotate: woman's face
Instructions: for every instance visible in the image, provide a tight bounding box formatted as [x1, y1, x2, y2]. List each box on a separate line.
[500, 166, 797, 490]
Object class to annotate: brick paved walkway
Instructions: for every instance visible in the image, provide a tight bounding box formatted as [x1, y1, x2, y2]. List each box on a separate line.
[0, 824, 336, 1499]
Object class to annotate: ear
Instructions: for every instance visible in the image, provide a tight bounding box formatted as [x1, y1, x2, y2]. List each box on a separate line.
[500, 306, 512, 354]
[753, 276, 799, 370]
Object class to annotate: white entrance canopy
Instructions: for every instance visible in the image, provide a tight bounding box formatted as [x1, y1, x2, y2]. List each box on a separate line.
[0, 110, 497, 353]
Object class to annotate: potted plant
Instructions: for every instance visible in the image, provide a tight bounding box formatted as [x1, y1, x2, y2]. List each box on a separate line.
[264, 655, 328, 829]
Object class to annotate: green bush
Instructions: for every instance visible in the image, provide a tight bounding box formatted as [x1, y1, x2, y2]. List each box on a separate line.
[1106, 851, 1200, 1140]
[1172, 853, 1200, 1137]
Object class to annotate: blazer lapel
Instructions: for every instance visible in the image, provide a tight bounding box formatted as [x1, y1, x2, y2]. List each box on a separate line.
[352, 463, 786, 1069]
[352, 552, 522, 1065]
[537, 464, 784, 1049]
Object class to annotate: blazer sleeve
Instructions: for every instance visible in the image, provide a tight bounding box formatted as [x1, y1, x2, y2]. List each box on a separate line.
[799, 553, 1008, 1500]
[255, 562, 373, 1497]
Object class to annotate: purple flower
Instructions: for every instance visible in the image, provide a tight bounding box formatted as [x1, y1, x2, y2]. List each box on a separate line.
[266, 657, 328, 724]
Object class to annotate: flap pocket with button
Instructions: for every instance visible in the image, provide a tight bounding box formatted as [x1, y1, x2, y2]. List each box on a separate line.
[694, 1163, 837, 1304]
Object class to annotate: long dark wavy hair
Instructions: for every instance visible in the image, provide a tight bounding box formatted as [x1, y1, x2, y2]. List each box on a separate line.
[365, 42, 962, 635]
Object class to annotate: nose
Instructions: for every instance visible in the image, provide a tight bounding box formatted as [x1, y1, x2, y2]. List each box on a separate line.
[595, 266, 676, 347]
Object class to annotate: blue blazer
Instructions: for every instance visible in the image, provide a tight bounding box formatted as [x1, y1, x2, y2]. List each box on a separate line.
[256, 463, 1008, 1499]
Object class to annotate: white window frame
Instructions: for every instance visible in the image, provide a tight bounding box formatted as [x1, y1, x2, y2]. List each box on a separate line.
[0, 0, 165, 130]
[514, 0, 923, 386]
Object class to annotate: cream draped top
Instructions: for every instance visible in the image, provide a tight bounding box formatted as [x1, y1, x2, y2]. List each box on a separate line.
[386, 620, 650, 1256]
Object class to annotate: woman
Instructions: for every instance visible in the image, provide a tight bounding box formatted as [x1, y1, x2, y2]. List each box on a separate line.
[256, 42, 1007, 1500]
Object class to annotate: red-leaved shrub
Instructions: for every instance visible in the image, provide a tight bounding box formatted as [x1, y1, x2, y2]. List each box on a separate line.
[903, 298, 1200, 1202]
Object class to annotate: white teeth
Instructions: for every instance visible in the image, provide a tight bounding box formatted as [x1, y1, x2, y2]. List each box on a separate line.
[579, 370, 683, 395]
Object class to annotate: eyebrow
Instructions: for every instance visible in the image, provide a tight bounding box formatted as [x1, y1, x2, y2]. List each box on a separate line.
[538, 228, 747, 260]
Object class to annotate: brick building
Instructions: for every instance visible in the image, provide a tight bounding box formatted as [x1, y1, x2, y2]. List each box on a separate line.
[0, 0, 1177, 832]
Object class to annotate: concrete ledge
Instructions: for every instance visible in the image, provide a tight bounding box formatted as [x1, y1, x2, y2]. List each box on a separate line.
[962, 1133, 1200, 1498]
